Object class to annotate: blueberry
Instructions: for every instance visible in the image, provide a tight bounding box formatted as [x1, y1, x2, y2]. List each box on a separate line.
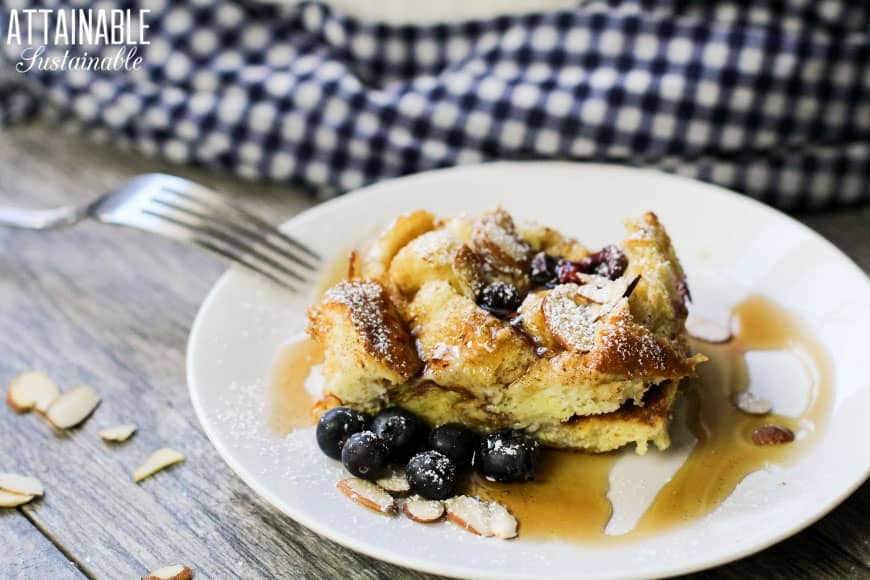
[341, 431, 389, 479]
[474, 430, 539, 483]
[371, 407, 423, 461]
[478, 281, 523, 317]
[554, 245, 628, 285]
[589, 244, 628, 280]
[555, 259, 582, 284]
[530, 252, 558, 285]
[315, 406, 369, 460]
[575, 245, 628, 280]
[429, 423, 477, 467]
[406, 450, 457, 500]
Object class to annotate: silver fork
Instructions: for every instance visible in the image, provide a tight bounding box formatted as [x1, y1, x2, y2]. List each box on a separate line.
[0, 173, 319, 291]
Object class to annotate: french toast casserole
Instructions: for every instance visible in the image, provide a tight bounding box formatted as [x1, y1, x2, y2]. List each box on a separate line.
[307, 208, 704, 454]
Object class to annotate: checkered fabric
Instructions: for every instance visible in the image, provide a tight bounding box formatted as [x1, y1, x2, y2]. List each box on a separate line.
[1, 1, 868, 209]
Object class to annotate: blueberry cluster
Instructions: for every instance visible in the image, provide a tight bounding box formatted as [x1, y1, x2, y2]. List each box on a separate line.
[316, 407, 540, 500]
[530, 245, 629, 288]
[476, 245, 629, 316]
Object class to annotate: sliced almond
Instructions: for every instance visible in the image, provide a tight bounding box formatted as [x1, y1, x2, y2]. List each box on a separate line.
[99, 423, 138, 442]
[685, 315, 732, 344]
[732, 391, 772, 416]
[0, 489, 35, 507]
[574, 274, 640, 304]
[336, 478, 396, 514]
[445, 495, 518, 539]
[752, 425, 795, 446]
[0, 473, 43, 497]
[375, 467, 411, 496]
[142, 564, 193, 580]
[6, 371, 60, 413]
[309, 394, 342, 422]
[133, 448, 185, 483]
[471, 208, 532, 273]
[403, 496, 445, 523]
[45, 385, 101, 429]
[542, 284, 604, 352]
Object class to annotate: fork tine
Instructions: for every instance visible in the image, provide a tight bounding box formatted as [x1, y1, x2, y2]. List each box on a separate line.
[160, 184, 321, 261]
[196, 239, 299, 291]
[148, 195, 318, 273]
[141, 207, 305, 288]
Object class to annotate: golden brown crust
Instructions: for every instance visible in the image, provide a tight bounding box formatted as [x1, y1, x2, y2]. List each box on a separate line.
[587, 309, 701, 379]
[388, 230, 484, 299]
[311, 281, 421, 380]
[471, 208, 533, 291]
[516, 222, 589, 261]
[623, 211, 689, 339]
[359, 209, 435, 280]
[409, 281, 536, 396]
[307, 280, 422, 407]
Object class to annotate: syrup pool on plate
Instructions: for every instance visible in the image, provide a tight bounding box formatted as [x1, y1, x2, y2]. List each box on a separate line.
[265, 254, 347, 435]
[268, 293, 833, 541]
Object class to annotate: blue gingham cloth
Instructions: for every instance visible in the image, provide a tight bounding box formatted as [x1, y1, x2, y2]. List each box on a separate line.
[1, 1, 868, 209]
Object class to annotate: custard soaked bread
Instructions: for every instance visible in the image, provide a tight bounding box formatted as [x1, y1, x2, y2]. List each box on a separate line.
[307, 209, 704, 454]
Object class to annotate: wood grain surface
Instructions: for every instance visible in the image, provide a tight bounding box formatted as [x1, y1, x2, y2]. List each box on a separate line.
[1, 124, 868, 579]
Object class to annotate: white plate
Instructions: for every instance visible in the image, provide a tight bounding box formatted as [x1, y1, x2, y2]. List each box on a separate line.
[187, 162, 870, 579]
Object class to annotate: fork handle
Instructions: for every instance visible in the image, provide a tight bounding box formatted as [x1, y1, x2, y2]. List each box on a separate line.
[0, 206, 85, 229]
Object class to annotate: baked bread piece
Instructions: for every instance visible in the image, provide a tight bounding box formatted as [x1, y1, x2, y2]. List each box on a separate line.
[307, 209, 703, 454]
[409, 281, 537, 398]
[307, 281, 422, 411]
[534, 381, 679, 454]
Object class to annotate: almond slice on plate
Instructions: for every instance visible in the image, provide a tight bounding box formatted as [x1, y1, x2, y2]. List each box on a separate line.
[403, 496, 445, 523]
[0, 473, 43, 497]
[6, 371, 60, 413]
[445, 495, 518, 539]
[375, 467, 411, 496]
[142, 564, 193, 580]
[732, 391, 772, 416]
[45, 385, 101, 429]
[752, 425, 795, 446]
[336, 478, 397, 514]
[133, 448, 185, 483]
[0, 489, 35, 507]
[99, 423, 137, 442]
[685, 315, 732, 344]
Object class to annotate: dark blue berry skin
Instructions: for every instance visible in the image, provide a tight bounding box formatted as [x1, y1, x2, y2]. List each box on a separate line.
[341, 431, 390, 480]
[406, 451, 457, 500]
[530, 252, 558, 286]
[429, 423, 478, 467]
[474, 430, 540, 483]
[371, 407, 424, 461]
[315, 406, 369, 460]
[478, 281, 523, 317]
[557, 245, 628, 284]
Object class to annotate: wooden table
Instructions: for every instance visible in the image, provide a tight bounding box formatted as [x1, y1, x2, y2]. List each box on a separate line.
[1, 124, 868, 579]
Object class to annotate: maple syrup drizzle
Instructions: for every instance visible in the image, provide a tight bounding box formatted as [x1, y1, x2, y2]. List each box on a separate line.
[267, 339, 323, 435]
[266, 253, 346, 435]
[631, 296, 833, 536]
[268, 294, 833, 541]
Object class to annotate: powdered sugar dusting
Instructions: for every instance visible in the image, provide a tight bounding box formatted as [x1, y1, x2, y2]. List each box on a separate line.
[600, 317, 672, 374]
[472, 209, 532, 273]
[324, 281, 416, 375]
[542, 284, 601, 352]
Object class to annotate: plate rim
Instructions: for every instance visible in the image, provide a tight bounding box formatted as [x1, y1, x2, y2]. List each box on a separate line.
[187, 161, 870, 579]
